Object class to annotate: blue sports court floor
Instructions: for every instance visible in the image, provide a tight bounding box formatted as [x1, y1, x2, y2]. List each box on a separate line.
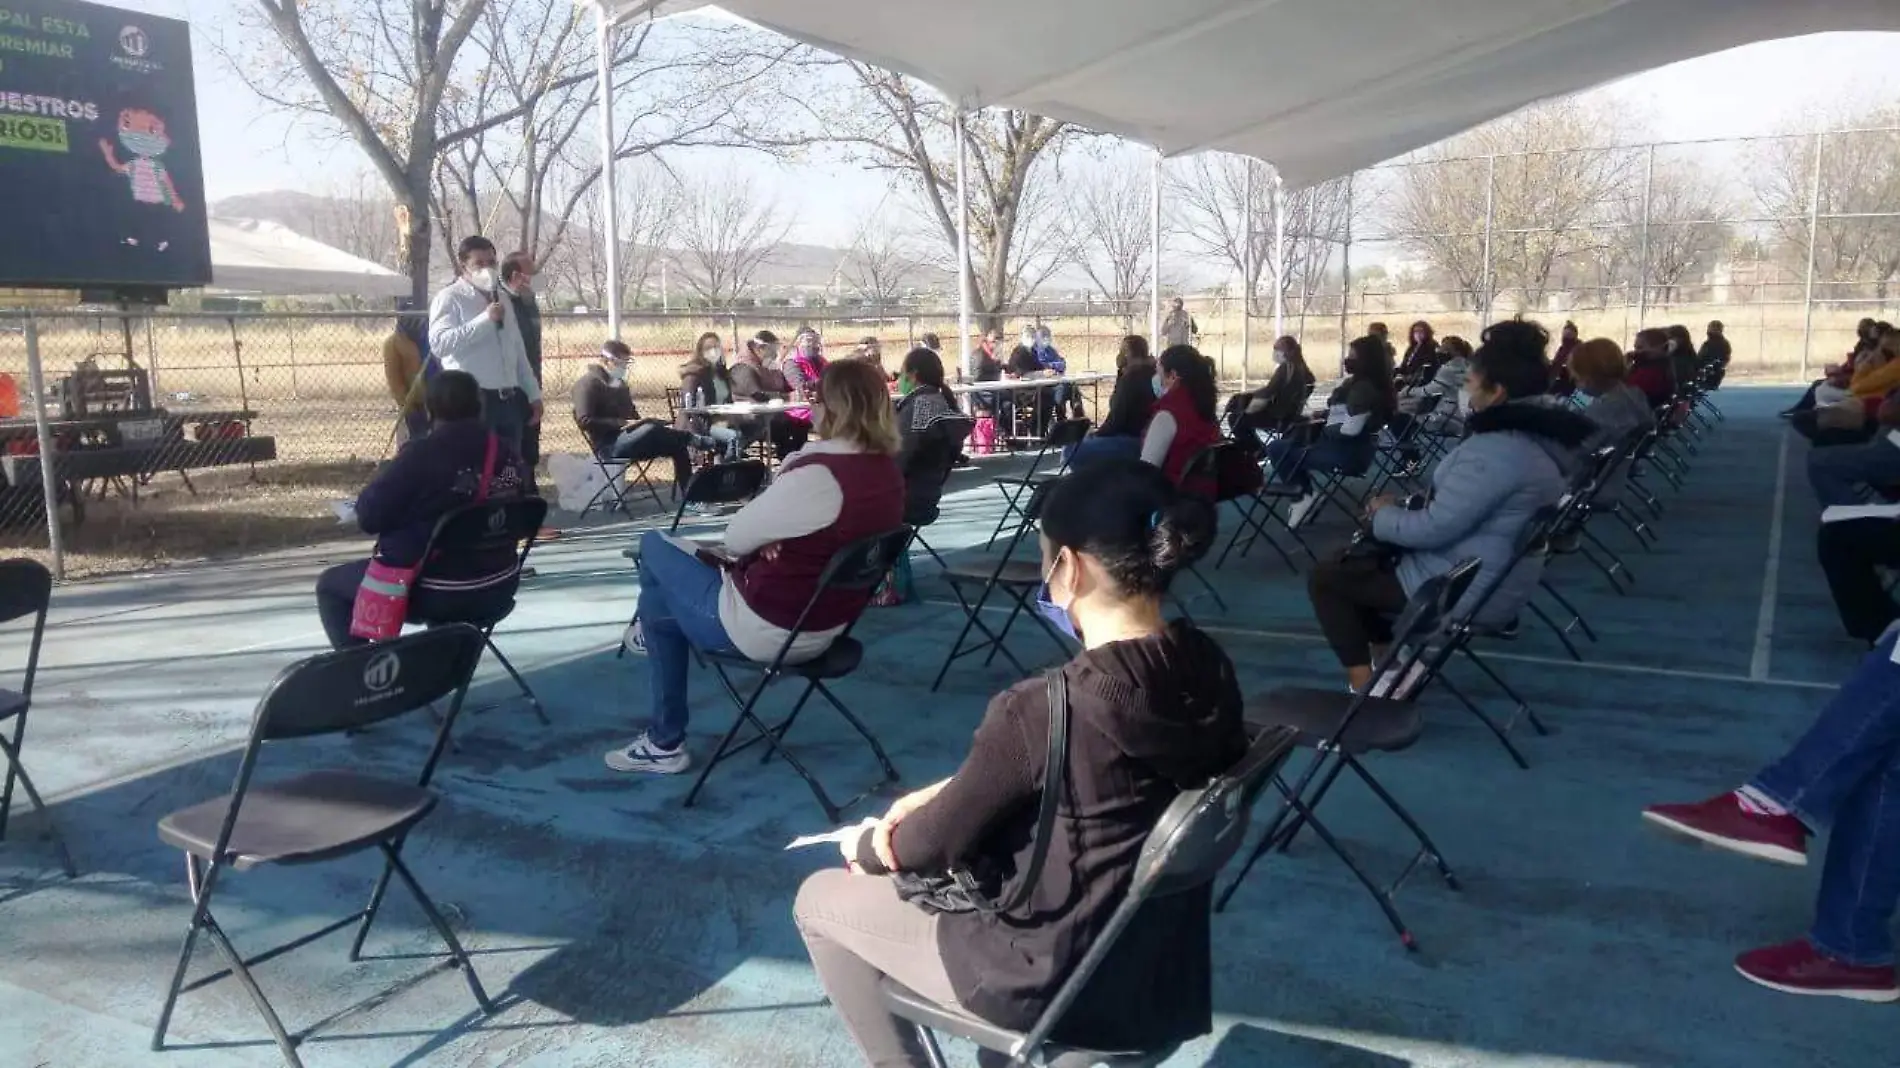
[0, 386, 1882, 1067]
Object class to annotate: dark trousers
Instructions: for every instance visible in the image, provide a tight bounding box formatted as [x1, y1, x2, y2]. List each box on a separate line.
[315, 558, 515, 650]
[1308, 554, 1411, 667]
[609, 423, 695, 490]
[479, 389, 526, 454]
[768, 414, 811, 461]
[1820, 519, 1900, 644]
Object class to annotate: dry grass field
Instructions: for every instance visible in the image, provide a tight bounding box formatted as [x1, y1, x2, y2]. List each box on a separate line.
[0, 298, 1882, 576]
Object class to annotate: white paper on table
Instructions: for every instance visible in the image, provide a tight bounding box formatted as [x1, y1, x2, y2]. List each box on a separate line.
[785, 817, 878, 851]
[1821, 502, 1900, 524]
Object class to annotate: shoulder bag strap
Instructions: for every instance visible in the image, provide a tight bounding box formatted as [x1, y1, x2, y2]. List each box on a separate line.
[475, 432, 498, 503]
[984, 670, 1071, 914]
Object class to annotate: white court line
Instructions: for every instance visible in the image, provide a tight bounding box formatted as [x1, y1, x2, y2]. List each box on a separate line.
[1750, 430, 1792, 680]
[919, 599, 1840, 692]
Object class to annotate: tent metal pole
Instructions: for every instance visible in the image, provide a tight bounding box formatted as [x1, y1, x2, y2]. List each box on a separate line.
[1149, 151, 1162, 352]
[955, 110, 973, 379]
[1800, 131, 1825, 381]
[596, 6, 621, 339]
[1636, 144, 1655, 325]
[1271, 170, 1285, 341]
[24, 316, 64, 579]
[1240, 158, 1252, 390]
[1480, 154, 1496, 323]
[1338, 172, 1353, 364]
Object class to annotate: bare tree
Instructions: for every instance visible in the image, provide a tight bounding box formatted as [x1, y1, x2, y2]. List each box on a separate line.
[1754, 107, 1900, 300]
[557, 164, 683, 310]
[1628, 162, 1733, 304]
[1068, 159, 1151, 328]
[1170, 154, 1349, 317]
[671, 175, 792, 309]
[840, 217, 928, 312]
[1389, 99, 1642, 311]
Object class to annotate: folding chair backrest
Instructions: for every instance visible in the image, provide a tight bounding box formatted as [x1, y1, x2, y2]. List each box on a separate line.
[575, 414, 617, 462]
[663, 387, 683, 423]
[0, 558, 51, 700]
[1381, 558, 1482, 658]
[251, 624, 487, 742]
[1179, 443, 1226, 499]
[774, 527, 917, 644]
[905, 417, 976, 527]
[682, 460, 769, 506]
[1412, 392, 1443, 417]
[1013, 724, 1300, 1060]
[416, 496, 549, 590]
[1046, 417, 1092, 449]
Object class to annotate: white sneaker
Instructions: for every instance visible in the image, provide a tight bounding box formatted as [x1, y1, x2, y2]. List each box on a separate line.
[604, 732, 691, 775]
[1285, 493, 1318, 529]
[622, 621, 647, 656]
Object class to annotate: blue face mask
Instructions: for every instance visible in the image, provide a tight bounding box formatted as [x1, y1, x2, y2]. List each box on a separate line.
[1151, 372, 1165, 398]
[1034, 583, 1078, 642]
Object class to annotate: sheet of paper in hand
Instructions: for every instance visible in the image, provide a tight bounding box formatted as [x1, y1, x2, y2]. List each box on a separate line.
[785, 817, 878, 851]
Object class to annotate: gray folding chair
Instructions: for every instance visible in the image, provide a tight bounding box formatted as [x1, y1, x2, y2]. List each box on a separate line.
[149, 625, 491, 1068]
[0, 558, 74, 877]
[881, 725, 1299, 1067]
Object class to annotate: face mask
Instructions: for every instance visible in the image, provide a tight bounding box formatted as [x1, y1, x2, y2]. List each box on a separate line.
[1272, 349, 1288, 365]
[607, 363, 628, 383]
[468, 267, 497, 292]
[897, 374, 916, 397]
[1034, 553, 1079, 642]
[1021, 335, 1036, 349]
[707, 348, 724, 365]
[1457, 388, 1474, 412]
[1151, 372, 1166, 397]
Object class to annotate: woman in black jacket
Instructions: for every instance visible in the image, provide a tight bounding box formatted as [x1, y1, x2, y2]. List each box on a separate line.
[1067, 334, 1154, 468]
[794, 459, 1246, 1065]
[1227, 335, 1315, 441]
[895, 347, 973, 527]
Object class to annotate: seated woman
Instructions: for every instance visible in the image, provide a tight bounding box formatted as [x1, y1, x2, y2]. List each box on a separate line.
[896, 347, 974, 526]
[677, 331, 755, 461]
[1795, 329, 1900, 447]
[314, 370, 528, 649]
[572, 340, 702, 493]
[606, 360, 904, 774]
[1550, 321, 1580, 396]
[1141, 345, 1223, 495]
[1626, 328, 1677, 408]
[793, 458, 1244, 1066]
[730, 330, 808, 460]
[1396, 320, 1440, 385]
[1227, 335, 1315, 443]
[1306, 320, 1592, 693]
[1572, 337, 1654, 455]
[1264, 336, 1397, 516]
[1068, 335, 1155, 469]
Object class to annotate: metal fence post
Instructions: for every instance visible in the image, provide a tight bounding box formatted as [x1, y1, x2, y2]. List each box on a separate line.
[24, 315, 65, 580]
[1241, 157, 1253, 391]
[1636, 143, 1655, 326]
[1800, 131, 1825, 380]
[1479, 154, 1496, 320]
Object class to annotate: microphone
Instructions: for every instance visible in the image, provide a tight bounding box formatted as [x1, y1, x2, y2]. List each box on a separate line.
[490, 287, 506, 333]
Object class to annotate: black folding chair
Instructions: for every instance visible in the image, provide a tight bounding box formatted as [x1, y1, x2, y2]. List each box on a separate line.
[574, 416, 662, 518]
[984, 417, 1090, 551]
[669, 459, 769, 533]
[411, 496, 551, 724]
[0, 559, 74, 877]
[1172, 444, 1242, 611]
[906, 416, 977, 571]
[684, 528, 914, 822]
[149, 625, 492, 1067]
[1217, 560, 1482, 950]
[933, 478, 1074, 692]
[883, 725, 1300, 1068]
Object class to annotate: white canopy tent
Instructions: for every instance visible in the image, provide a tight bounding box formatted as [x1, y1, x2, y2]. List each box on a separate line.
[587, 0, 1900, 368]
[207, 217, 411, 299]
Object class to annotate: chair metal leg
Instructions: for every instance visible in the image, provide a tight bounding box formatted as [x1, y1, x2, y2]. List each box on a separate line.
[347, 856, 397, 963]
[915, 1023, 951, 1068]
[1433, 672, 1531, 770]
[1526, 600, 1585, 662]
[378, 842, 494, 1014]
[0, 709, 21, 841]
[1461, 646, 1549, 737]
[0, 731, 74, 876]
[153, 858, 305, 1067]
[482, 634, 549, 724]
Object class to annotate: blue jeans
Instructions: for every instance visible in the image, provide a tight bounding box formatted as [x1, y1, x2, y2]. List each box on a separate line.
[1265, 434, 1373, 487]
[1752, 631, 1900, 965]
[1809, 436, 1900, 507]
[1065, 434, 1142, 469]
[636, 530, 736, 749]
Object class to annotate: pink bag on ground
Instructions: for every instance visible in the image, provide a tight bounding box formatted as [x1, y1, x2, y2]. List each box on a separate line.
[349, 433, 498, 641]
[969, 415, 998, 454]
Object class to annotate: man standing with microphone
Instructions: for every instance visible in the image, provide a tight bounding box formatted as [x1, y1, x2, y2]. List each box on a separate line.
[428, 236, 542, 454]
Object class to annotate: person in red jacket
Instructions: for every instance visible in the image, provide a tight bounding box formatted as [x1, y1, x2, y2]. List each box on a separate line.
[1141, 344, 1222, 495]
[1626, 327, 1677, 408]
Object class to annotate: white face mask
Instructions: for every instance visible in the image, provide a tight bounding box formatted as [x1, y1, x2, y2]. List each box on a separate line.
[606, 361, 628, 382]
[1272, 349, 1288, 365]
[1151, 372, 1166, 397]
[467, 266, 497, 292]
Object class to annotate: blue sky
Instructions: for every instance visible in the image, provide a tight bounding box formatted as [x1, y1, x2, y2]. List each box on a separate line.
[94, 3, 1900, 247]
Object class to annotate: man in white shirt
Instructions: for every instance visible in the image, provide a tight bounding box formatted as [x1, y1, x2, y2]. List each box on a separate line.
[428, 235, 543, 452]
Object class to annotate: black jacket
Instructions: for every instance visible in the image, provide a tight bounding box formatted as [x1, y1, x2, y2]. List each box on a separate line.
[1095, 368, 1156, 438]
[897, 388, 972, 526]
[1248, 362, 1316, 427]
[572, 364, 644, 454]
[863, 622, 1247, 1050]
[357, 418, 526, 576]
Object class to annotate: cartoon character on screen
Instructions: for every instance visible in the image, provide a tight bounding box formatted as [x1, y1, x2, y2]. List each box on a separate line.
[100, 108, 186, 247]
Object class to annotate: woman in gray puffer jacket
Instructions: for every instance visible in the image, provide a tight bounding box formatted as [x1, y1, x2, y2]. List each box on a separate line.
[1308, 320, 1594, 692]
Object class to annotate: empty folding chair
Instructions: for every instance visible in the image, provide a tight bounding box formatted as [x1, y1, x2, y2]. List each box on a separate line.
[669, 459, 769, 533]
[0, 559, 74, 877]
[882, 724, 1300, 1068]
[410, 496, 551, 724]
[684, 528, 914, 822]
[149, 625, 492, 1067]
[984, 417, 1090, 550]
[933, 479, 1073, 692]
[1216, 560, 1482, 949]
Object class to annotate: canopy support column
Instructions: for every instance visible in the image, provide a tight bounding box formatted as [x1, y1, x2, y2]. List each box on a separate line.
[1240, 158, 1253, 389]
[1272, 170, 1286, 341]
[956, 110, 973, 378]
[1149, 151, 1162, 350]
[595, 6, 621, 339]
[1800, 131, 1826, 380]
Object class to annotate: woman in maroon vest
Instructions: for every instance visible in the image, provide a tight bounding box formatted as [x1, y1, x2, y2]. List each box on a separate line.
[1141, 344, 1223, 495]
[606, 359, 905, 775]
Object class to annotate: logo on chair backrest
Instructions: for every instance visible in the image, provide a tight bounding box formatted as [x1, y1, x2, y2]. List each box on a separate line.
[486, 507, 508, 534]
[363, 650, 402, 693]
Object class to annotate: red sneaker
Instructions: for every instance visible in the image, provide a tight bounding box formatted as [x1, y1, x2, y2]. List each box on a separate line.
[1735, 940, 1900, 1003]
[1641, 793, 1807, 866]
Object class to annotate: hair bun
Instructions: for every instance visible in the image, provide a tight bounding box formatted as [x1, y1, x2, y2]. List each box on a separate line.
[1148, 496, 1216, 575]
